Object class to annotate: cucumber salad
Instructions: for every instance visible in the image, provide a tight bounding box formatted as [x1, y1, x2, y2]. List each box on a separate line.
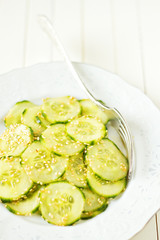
[0, 96, 129, 226]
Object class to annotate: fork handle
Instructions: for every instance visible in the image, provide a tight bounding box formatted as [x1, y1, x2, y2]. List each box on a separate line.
[38, 15, 109, 110]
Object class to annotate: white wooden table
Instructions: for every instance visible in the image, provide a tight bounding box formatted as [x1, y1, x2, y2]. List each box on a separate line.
[0, 0, 159, 239]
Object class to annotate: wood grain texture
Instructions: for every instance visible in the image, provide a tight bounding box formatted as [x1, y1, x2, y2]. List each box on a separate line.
[83, 0, 115, 72]
[51, 0, 82, 62]
[24, 0, 52, 66]
[107, 2, 158, 238]
[0, 0, 159, 239]
[136, 0, 160, 108]
[156, 211, 160, 239]
[110, 0, 144, 90]
[0, 0, 26, 74]
[131, 216, 157, 240]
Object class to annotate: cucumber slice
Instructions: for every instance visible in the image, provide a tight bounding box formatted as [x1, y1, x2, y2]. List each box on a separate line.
[87, 168, 126, 198]
[0, 157, 33, 202]
[42, 96, 81, 123]
[6, 187, 41, 215]
[66, 116, 106, 144]
[4, 100, 35, 127]
[0, 124, 33, 157]
[41, 124, 85, 156]
[40, 111, 51, 127]
[64, 153, 87, 188]
[86, 139, 128, 181]
[80, 99, 112, 124]
[40, 182, 85, 226]
[26, 184, 40, 196]
[21, 106, 50, 136]
[81, 188, 107, 212]
[81, 204, 108, 219]
[22, 141, 68, 184]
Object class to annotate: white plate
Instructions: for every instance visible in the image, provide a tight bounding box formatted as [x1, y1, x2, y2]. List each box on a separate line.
[0, 62, 160, 240]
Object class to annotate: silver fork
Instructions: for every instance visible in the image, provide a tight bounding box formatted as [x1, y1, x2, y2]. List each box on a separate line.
[38, 15, 134, 180]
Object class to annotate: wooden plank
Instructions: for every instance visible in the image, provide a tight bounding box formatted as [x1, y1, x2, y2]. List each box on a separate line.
[51, 0, 82, 62]
[83, 0, 115, 72]
[156, 211, 160, 239]
[131, 216, 157, 240]
[0, 0, 26, 74]
[112, 1, 157, 239]
[24, 0, 52, 66]
[136, 0, 160, 108]
[110, 0, 144, 90]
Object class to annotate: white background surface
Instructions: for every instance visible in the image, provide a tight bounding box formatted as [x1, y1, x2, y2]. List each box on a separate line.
[0, 0, 159, 239]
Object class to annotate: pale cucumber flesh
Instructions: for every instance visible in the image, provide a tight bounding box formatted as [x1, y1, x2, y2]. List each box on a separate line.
[0, 96, 129, 226]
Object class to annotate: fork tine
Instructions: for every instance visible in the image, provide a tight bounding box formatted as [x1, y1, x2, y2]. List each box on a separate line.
[118, 126, 128, 150]
[119, 122, 129, 144]
[39, 16, 134, 182]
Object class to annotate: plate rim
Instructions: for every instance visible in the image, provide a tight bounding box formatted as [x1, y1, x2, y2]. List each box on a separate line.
[0, 61, 160, 240]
